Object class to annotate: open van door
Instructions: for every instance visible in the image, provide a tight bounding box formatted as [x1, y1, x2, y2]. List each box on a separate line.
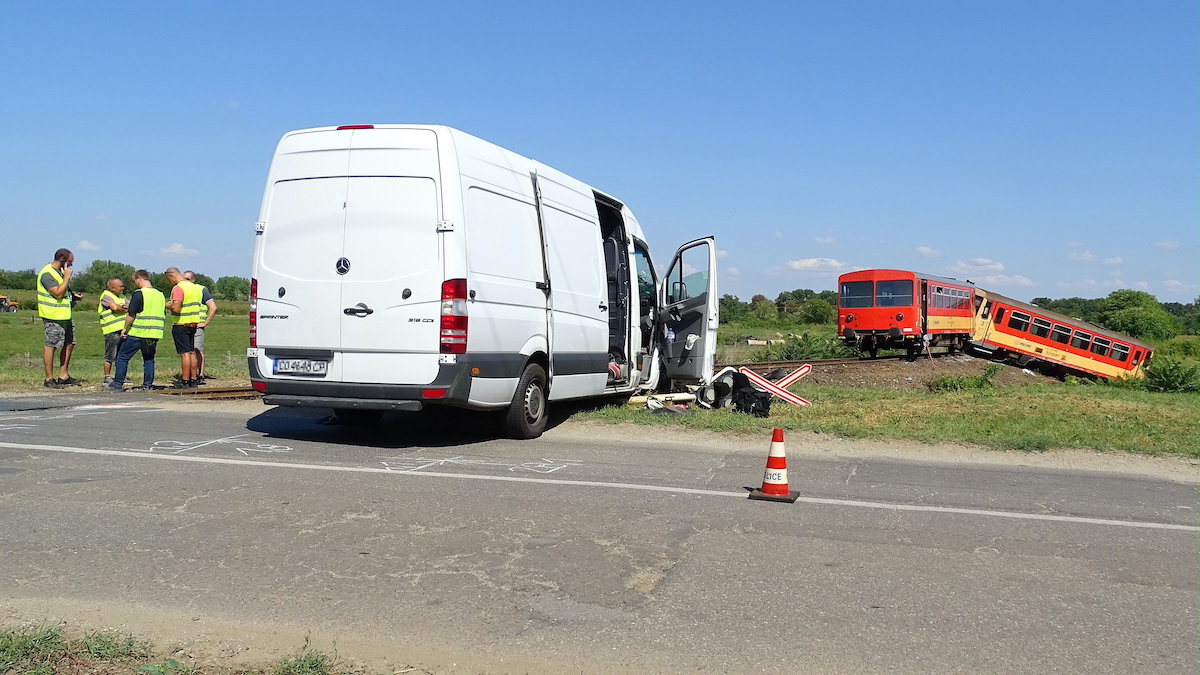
[659, 237, 718, 384]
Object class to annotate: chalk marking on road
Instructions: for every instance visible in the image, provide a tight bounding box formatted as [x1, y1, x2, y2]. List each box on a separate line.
[149, 435, 292, 456]
[379, 455, 579, 474]
[0, 440, 1195, 533]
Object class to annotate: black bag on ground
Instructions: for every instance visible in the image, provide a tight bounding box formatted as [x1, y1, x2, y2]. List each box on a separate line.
[729, 372, 773, 418]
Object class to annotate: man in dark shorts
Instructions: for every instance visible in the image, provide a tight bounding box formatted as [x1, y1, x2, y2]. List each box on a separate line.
[165, 267, 202, 388]
[37, 248, 84, 388]
[183, 270, 218, 381]
[98, 276, 127, 385]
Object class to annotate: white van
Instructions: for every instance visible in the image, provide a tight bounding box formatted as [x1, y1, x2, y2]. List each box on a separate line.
[248, 125, 718, 438]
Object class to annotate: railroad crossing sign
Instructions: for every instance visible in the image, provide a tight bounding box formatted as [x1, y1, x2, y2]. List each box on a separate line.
[738, 365, 811, 406]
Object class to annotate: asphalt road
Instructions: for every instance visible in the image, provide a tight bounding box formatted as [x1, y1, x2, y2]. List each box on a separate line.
[1, 393, 1197, 673]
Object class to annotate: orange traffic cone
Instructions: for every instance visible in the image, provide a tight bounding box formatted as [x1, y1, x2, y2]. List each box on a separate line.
[749, 428, 800, 503]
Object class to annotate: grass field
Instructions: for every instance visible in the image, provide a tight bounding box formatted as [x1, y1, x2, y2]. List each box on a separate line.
[3, 307, 1197, 458]
[577, 382, 1200, 457]
[0, 311, 249, 389]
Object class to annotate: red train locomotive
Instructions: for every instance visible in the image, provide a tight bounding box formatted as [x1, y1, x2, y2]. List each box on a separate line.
[837, 269, 977, 357]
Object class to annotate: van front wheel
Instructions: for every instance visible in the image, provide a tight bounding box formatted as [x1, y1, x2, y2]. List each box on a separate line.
[504, 363, 548, 439]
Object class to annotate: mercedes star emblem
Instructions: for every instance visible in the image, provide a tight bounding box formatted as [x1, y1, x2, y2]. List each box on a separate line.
[335, 257, 351, 275]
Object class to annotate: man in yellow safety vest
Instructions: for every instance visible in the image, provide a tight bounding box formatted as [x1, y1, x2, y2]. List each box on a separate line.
[37, 247, 84, 388]
[183, 270, 218, 381]
[165, 267, 203, 388]
[98, 277, 128, 385]
[106, 269, 166, 391]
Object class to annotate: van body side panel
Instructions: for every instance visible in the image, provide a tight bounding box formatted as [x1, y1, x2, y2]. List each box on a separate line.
[453, 131, 549, 404]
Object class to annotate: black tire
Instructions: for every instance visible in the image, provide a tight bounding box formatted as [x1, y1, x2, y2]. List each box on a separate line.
[504, 363, 548, 439]
[333, 408, 383, 426]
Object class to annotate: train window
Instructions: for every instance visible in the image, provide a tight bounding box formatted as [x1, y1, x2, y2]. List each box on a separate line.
[1030, 318, 1051, 338]
[1091, 337, 1111, 357]
[1132, 350, 1141, 366]
[1070, 331, 1092, 351]
[876, 280, 913, 307]
[1051, 325, 1071, 344]
[840, 281, 873, 308]
[1007, 311, 1031, 332]
[1111, 343, 1130, 363]
[994, 307, 1006, 323]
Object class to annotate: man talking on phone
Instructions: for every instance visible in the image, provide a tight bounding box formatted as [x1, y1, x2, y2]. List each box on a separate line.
[37, 247, 84, 388]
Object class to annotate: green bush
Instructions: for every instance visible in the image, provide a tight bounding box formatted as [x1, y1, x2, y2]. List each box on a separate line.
[1144, 357, 1200, 393]
[927, 364, 1002, 392]
[751, 333, 857, 362]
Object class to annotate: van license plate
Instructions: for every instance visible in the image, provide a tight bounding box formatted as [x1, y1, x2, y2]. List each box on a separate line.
[273, 359, 328, 376]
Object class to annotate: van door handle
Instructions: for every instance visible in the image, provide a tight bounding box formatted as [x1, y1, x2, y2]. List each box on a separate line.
[598, 304, 608, 312]
[343, 304, 374, 317]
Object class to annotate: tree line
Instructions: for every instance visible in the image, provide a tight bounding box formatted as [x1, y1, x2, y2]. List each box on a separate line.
[718, 287, 1199, 341]
[0, 260, 251, 301]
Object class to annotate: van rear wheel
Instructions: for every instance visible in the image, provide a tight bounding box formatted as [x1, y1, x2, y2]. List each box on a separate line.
[504, 363, 548, 439]
[333, 408, 383, 426]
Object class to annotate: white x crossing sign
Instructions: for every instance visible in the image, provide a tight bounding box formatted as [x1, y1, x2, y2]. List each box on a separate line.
[738, 366, 811, 406]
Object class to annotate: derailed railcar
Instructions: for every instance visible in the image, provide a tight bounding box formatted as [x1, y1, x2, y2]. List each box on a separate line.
[838, 269, 977, 357]
[969, 291, 1152, 380]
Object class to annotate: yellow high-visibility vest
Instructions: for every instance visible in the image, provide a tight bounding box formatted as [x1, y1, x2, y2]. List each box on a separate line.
[36, 264, 71, 321]
[195, 284, 210, 322]
[171, 280, 203, 325]
[97, 290, 125, 335]
[128, 287, 166, 340]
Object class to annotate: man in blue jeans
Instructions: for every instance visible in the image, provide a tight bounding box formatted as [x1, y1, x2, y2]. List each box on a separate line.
[107, 270, 166, 391]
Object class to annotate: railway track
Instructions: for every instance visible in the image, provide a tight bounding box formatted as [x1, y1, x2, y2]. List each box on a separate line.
[715, 350, 968, 376]
[156, 386, 261, 400]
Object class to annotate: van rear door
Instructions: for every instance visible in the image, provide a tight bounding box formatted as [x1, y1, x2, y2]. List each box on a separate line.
[338, 175, 442, 384]
[659, 237, 718, 384]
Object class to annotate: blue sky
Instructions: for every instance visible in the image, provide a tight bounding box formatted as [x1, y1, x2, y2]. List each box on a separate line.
[2, 1, 1196, 303]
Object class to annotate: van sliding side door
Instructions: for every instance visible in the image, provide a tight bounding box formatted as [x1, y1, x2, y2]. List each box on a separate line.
[530, 172, 553, 378]
[658, 237, 718, 385]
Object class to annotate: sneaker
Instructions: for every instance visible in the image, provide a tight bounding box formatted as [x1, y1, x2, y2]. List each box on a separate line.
[43, 379, 65, 389]
[103, 376, 113, 385]
[104, 382, 124, 392]
[57, 377, 84, 387]
[172, 380, 195, 389]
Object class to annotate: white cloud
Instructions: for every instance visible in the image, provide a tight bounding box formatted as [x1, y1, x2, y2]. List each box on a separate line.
[1164, 279, 1199, 292]
[948, 258, 1033, 287]
[159, 242, 199, 257]
[814, 236, 835, 245]
[716, 249, 729, 259]
[1134, 281, 1149, 290]
[1155, 241, 1180, 250]
[785, 257, 850, 272]
[1068, 250, 1097, 262]
[725, 267, 740, 279]
[1057, 279, 1099, 291]
[1103, 257, 1122, 265]
[77, 240, 100, 251]
[774, 231, 784, 239]
[916, 246, 941, 258]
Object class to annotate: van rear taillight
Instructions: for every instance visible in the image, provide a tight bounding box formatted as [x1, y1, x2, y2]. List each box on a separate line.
[249, 278, 258, 348]
[440, 278, 468, 354]
[336, 125, 374, 130]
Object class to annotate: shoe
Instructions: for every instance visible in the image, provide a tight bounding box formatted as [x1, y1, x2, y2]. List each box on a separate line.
[103, 376, 113, 385]
[57, 377, 84, 387]
[104, 382, 124, 392]
[172, 380, 195, 389]
[43, 379, 65, 389]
